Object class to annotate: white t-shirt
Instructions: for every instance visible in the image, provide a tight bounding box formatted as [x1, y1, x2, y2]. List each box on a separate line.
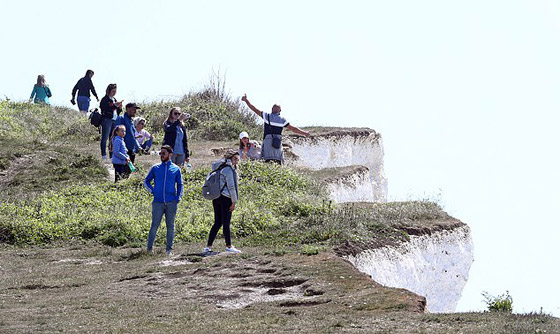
[135, 129, 151, 145]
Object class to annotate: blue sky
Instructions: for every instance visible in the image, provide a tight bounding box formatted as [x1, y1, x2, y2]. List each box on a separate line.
[1, 0, 559, 315]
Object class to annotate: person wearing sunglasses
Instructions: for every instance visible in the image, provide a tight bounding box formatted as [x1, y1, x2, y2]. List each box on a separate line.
[134, 117, 153, 154]
[143, 145, 183, 256]
[163, 107, 190, 167]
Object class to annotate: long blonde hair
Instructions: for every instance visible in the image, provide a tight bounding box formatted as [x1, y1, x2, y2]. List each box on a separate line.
[36, 75, 46, 87]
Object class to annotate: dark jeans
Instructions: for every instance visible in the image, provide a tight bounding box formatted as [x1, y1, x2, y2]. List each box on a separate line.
[113, 163, 130, 182]
[207, 195, 232, 247]
[128, 150, 136, 164]
[100, 118, 114, 157]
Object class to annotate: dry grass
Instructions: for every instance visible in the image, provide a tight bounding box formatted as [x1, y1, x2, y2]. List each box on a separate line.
[0, 244, 558, 333]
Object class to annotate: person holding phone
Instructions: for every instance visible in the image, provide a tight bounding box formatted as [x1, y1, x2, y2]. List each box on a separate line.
[163, 107, 190, 167]
[99, 83, 123, 160]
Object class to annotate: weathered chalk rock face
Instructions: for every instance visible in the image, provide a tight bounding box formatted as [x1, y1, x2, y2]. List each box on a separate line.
[286, 129, 387, 202]
[326, 168, 374, 203]
[343, 224, 474, 313]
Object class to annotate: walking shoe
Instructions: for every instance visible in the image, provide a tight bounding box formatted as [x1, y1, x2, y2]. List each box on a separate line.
[203, 247, 212, 253]
[147, 249, 154, 254]
[166, 250, 173, 256]
[225, 246, 241, 253]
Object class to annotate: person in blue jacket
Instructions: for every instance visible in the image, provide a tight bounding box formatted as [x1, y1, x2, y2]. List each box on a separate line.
[143, 145, 184, 255]
[29, 75, 52, 104]
[115, 103, 141, 163]
[111, 125, 130, 182]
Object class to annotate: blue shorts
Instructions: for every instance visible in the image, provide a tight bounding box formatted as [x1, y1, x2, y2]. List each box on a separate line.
[77, 95, 90, 112]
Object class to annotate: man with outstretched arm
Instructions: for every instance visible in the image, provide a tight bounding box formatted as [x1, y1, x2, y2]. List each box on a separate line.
[144, 145, 183, 256]
[241, 94, 310, 163]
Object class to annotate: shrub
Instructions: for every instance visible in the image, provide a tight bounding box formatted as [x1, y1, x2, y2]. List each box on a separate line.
[482, 291, 513, 313]
[139, 72, 263, 142]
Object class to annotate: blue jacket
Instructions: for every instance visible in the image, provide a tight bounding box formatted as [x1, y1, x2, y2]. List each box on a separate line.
[115, 113, 140, 153]
[144, 161, 183, 203]
[111, 136, 129, 165]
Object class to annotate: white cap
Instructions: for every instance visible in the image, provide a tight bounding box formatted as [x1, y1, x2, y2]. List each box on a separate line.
[239, 131, 249, 140]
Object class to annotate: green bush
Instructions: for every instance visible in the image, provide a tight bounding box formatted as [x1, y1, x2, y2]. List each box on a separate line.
[0, 161, 326, 247]
[482, 291, 513, 313]
[139, 73, 263, 142]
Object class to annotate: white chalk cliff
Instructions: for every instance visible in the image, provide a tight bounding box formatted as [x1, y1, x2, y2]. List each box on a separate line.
[286, 129, 387, 202]
[289, 127, 474, 313]
[344, 225, 474, 313]
[325, 167, 375, 203]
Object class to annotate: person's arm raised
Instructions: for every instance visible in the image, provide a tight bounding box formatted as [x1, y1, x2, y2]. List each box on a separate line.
[241, 94, 263, 118]
[286, 124, 311, 137]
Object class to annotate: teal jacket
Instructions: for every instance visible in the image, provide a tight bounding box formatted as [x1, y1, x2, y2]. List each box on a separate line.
[30, 84, 51, 104]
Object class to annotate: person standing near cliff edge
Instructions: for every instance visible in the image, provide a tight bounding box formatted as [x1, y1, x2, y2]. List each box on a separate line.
[241, 94, 310, 163]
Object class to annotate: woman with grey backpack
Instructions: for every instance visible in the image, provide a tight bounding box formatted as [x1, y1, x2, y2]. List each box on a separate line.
[204, 150, 241, 254]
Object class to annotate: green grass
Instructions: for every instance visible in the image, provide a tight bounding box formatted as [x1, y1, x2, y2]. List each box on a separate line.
[0, 101, 107, 198]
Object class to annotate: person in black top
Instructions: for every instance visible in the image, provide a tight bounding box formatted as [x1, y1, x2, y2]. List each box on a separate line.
[163, 107, 190, 166]
[71, 69, 99, 113]
[99, 83, 123, 160]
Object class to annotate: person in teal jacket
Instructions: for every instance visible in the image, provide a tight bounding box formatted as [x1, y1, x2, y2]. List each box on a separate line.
[29, 75, 52, 104]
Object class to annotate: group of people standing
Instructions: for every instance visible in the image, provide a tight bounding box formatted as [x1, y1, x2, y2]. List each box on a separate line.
[28, 71, 311, 256]
[142, 94, 311, 256]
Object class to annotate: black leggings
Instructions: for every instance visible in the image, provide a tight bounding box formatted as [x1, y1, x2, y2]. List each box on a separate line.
[207, 195, 232, 247]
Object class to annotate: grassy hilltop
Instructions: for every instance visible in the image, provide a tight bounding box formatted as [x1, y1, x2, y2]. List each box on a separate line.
[0, 88, 558, 333]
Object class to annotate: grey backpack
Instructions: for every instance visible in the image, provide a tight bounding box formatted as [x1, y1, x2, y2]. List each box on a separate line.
[202, 163, 228, 200]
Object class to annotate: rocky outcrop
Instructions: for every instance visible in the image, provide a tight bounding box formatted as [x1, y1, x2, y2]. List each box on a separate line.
[342, 223, 474, 313]
[286, 128, 387, 202]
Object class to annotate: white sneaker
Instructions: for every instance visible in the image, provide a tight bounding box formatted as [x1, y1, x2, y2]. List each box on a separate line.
[225, 246, 241, 253]
[166, 250, 173, 256]
[203, 247, 212, 253]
